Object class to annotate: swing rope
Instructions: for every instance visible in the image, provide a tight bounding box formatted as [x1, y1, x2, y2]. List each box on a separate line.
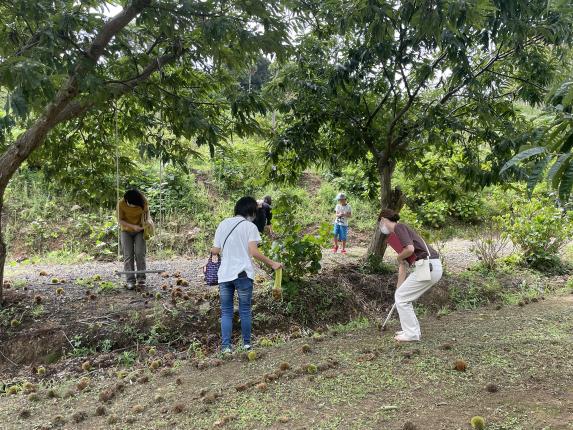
[113, 58, 167, 276]
[114, 102, 121, 261]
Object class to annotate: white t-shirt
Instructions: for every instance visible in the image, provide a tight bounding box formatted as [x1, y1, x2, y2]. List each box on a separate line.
[334, 204, 352, 226]
[213, 216, 261, 283]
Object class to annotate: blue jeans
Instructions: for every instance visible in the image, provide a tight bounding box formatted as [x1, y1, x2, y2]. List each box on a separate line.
[219, 277, 253, 348]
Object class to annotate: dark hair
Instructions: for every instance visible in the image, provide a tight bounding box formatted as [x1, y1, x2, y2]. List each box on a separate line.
[378, 208, 400, 222]
[263, 195, 272, 206]
[124, 189, 146, 210]
[234, 196, 257, 218]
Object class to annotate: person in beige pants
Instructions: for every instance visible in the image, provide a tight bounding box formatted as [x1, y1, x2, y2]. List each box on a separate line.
[379, 208, 443, 342]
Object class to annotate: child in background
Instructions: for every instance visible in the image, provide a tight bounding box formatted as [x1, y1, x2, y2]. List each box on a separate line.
[333, 193, 352, 254]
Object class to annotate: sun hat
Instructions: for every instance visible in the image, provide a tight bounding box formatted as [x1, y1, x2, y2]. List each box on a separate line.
[335, 193, 347, 200]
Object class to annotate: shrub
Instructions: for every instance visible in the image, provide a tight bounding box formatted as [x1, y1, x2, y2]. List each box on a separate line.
[450, 193, 482, 222]
[498, 197, 572, 269]
[261, 192, 330, 297]
[469, 223, 511, 270]
[419, 200, 449, 228]
[399, 205, 422, 231]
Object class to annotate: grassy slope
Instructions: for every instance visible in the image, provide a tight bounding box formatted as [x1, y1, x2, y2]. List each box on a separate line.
[1, 293, 571, 430]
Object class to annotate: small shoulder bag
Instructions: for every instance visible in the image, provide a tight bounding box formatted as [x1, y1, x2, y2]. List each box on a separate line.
[414, 238, 433, 281]
[204, 219, 245, 286]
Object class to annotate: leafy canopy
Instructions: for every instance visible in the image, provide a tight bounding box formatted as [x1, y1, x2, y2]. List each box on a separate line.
[265, 0, 573, 199]
[0, 0, 296, 203]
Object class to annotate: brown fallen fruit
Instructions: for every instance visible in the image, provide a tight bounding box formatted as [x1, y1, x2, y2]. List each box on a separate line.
[72, 411, 88, 423]
[256, 382, 268, 392]
[99, 388, 115, 402]
[76, 377, 90, 391]
[172, 403, 185, 414]
[485, 383, 499, 393]
[453, 359, 467, 372]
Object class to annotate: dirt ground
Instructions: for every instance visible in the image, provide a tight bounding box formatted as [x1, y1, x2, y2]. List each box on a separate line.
[0, 292, 571, 429]
[1, 241, 571, 429]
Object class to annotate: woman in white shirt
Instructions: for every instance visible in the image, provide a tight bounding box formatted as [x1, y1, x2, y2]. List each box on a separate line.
[211, 197, 282, 353]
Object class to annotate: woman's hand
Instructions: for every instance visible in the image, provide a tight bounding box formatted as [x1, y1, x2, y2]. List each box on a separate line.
[270, 261, 283, 271]
[133, 225, 144, 232]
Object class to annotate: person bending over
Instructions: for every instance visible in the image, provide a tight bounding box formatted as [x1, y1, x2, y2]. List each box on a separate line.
[379, 208, 442, 342]
[117, 189, 152, 290]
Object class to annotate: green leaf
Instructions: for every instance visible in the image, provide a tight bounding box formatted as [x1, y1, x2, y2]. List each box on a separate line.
[527, 155, 552, 196]
[547, 153, 573, 189]
[558, 158, 573, 200]
[500, 147, 547, 175]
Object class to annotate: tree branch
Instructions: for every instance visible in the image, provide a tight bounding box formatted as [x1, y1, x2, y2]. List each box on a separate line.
[385, 52, 448, 152]
[86, 0, 151, 62]
[484, 69, 545, 90]
[438, 35, 544, 106]
[365, 85, 394, 129]
[54, 49, 184, 125]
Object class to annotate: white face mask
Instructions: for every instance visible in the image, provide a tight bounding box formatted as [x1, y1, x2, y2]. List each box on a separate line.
[380, 224, 390, 235]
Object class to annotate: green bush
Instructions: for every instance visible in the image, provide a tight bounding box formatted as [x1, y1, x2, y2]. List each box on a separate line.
[211, 141, 268, 195]
[261, 192, 330, 298]
[398, 205, 423, 231]
[450, 193, 482, 222]
[419, 200, 449, 228]
[498, 197, 572, 270]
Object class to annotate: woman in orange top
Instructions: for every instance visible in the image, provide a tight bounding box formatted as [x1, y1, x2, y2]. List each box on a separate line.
[117, 189, 151, 289]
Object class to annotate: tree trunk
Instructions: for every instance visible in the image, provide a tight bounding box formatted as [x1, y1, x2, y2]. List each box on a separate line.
[0, 197, 5, 306]
[367, 159, 404, 257]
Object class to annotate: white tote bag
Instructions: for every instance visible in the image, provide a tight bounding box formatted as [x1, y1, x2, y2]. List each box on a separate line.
[414, 238, 432, 281]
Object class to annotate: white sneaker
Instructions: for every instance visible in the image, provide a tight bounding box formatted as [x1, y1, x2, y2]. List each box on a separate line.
[394, 334, 420, 342]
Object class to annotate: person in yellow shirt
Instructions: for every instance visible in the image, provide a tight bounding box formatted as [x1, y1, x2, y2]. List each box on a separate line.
[117, 189, 151, 289]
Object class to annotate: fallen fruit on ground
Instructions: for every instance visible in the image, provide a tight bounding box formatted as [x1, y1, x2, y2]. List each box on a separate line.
[470, 416, 486, 430]
[454, 359, 467, 372]
[485, 383, 499, 393]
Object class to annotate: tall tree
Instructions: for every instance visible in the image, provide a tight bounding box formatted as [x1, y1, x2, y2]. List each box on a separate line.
[0, 0, 294, 304]
[265, 0, 573, 255]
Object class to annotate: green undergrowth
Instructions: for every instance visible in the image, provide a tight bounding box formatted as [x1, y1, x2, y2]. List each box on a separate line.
[445, 261, 571, 311]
